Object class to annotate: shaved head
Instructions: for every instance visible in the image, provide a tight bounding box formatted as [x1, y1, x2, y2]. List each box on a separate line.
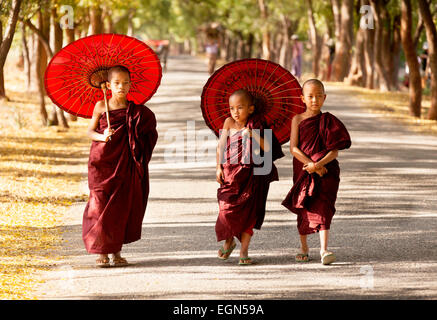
[108, 65, 131, 82]
[302, 78, 325, 94]
[229, 89, 254, 106]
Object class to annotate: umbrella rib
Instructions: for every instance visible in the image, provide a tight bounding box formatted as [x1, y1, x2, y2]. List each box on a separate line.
[81, 85, 99, 118]
[62, 85, 95, 115]
[105, 34, 136, 67]
[51, 48, 96, 75]
[117, 51, 158, 67]
[73, 39, 102, 72]
[132, 81, 155, 93]
[258, 60, 269, 92]
[113, 43, 152, 66]
[46, 77, 90, 99]
[65, 85, 94, 116]
[270, 87, 303, 97]
[204, 107, 230, 115]
[245, 59, 257, 93]
[253, 59, 257, 93]
[80, 38, 104, 71]
[270, 96, 307, 102]
[202, 101, 229, 106]
[266, 104, 301, 118]
[233, 61, 252, 93]
[45, 74, 85, 81]
[237, 63, 252, 91]
[214, 112, 231, 121]
[263, 69, 289, 92]
[204, 87, 230, 95]
[102, 33, 117, 68]
[260, 64, 280, 92]
[269, 78, 299, 93]
[269, 104, 305, 111]
[49, 61, 95, 74]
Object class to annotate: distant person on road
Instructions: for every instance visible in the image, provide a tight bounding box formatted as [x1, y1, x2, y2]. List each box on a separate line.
[420, 42, 430, 89]
[205, 40, 219, 75]
[215, 89, 284, 265]
[83, 65, 158, 268]
[291, 35, 303, 80]
[282, 79, 351, 265]
[156, 41, 169, 73]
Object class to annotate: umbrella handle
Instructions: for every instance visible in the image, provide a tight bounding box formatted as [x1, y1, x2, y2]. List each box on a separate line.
[101, 83, 112, 141]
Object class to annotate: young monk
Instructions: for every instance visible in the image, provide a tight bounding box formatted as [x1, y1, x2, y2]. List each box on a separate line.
[282, 79, 351, 265]
[83, 65, 158, 267]
[215, 89, 284, 265]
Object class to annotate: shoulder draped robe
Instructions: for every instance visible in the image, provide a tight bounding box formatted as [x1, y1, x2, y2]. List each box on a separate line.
[82, 101, 158, 254]
[216, 115, 284, 242]
[282, 112, 351, 235]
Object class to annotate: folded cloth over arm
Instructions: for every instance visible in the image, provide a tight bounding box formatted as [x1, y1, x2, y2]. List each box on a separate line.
[82, 102, 158, 254]
[282, 112, 351, 235]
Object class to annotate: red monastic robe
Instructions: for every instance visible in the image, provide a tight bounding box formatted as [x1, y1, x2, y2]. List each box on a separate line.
[282, 112, 351, 235]
[216, 115, 284, 242]
[82, 102, 158, 254]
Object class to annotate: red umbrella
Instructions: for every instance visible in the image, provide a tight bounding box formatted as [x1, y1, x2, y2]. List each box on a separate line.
[44, 33, 162, 121]
[200, 58, 305, 145]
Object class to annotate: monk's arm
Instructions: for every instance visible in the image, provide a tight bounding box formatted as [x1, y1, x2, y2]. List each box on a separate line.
[290, 115, 312, 165]
[315, 149, 338, 168]
[216, 118, 231, 184]
[249, 129, 270, 152]
[87, 101, 113, 142]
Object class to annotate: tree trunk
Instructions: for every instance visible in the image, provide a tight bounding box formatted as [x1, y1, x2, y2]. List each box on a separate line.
[35, 11, 50, 126]
[127, 8, 135, 36]
[331, 0, 354, 81]
[390, 15, 402, 90]
[380, 7, 401, 90]
[362, 0, 375, 89]
[278, 15, 290, 68]
[331, 0, 341, 41]
[307, 0, 322, 77]
[0, 0, 22, 99]
[21, 23, 32, 91]
[401, 0, 422, 117]
[418, 0, 437, 120]
[246, 33, 254, 58]
[346, 26, 366, 86]
[49, 7, 69, 129]
[89, 4, 103, 35]
[370, 0, 392, 91]
[258, 0, 271, 60]
[64, 26, 77, 122]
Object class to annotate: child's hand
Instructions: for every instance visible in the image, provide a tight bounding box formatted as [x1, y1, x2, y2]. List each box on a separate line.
[102, 128, 114, 142]
[242, 127, 252, 138]
[303, 162, 327, 177]
[216, 166, 225, 184]
[315, 166, 328, 177]
[303, 162, 317, 174]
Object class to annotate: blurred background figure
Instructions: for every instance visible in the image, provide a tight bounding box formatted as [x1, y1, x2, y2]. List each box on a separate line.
[144, 39, 170, 73]
[291, 35, 303, 80]
[156, 40, 170, 73]
[419, 42, 429, 89]
[325, 38, 335, 82]
[205, 40, 219, 75]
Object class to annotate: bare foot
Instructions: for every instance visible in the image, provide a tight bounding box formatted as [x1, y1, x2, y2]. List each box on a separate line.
[96, 254, 110, 268]
[111, 252, 128, 267]
[218, 238, 236, 259]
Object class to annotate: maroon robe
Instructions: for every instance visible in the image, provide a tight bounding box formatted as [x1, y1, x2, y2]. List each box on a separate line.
[282, 112, 351, 235]
[82, 101, 158, 254]
[216, 115, 284, 242]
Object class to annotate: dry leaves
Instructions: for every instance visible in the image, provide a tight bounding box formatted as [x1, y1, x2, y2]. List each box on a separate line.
[0, 85, 89, 299]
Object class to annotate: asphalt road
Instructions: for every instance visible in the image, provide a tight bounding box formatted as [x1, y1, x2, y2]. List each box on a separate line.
[36, 55, 437, 300]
